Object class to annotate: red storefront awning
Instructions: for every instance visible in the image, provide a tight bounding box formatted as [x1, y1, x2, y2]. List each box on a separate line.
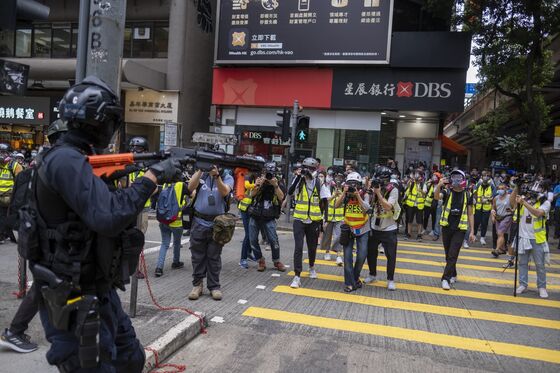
[440, 135, 468, 155]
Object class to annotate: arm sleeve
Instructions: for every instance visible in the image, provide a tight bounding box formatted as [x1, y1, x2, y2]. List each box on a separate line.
[388, 188, 399, 206]
[44, 148, 157, 237]
[288, 175, 302, 196]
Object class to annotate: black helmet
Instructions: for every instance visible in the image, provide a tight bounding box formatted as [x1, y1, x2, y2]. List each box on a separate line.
[47, 119, 68, 142]
[374, 165, 392, 180]
[128, 136, 149, 152]
[264, 162, 277, 173]
[58, 76, 123, 148]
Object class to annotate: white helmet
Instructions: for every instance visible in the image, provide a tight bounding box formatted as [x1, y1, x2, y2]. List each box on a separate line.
[346, 172, 362, 183]
[14, 153, 24, 159]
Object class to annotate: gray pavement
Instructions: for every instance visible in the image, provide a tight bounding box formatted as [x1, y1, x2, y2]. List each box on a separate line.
[1, 218, 559, 372]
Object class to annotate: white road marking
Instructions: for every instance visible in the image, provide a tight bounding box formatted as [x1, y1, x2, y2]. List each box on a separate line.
[256, 285, 266, 290]
[237, 299, 248, 304]
[143, 238, 190, 255]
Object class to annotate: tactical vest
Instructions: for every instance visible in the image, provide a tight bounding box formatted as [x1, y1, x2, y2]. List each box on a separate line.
[518, 201, 547, 244]
[344, 198, 368, 230]
[405, 183, 425, 210]
[293, 180, 322, 222]
[475, 185, 493, 211]
[440, 191, 469, 230]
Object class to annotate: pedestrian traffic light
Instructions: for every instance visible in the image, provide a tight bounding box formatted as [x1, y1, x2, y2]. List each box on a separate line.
[276, 108, 291, 142]
[296, 115, 309, 143]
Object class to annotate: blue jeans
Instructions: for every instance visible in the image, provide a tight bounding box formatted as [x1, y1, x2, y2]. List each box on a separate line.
[519, 240, 547, 289]
[157, 223, 183, 269]
[39, 289, 145, 372]
[249, 217, 280, 261]
[433, 203, 442, 237]
[343, 232, 369, 287]
[240, 211, 252, 260]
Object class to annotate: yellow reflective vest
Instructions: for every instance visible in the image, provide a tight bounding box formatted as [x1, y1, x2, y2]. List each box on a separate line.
[405, 182, 425, 210]
[344, 198, 369, 230]
[129, 170, 151, 208]
[425, 184, 435, 206]
[162, 182, 187, 228]
[238, 181, 254, 212]
[440, 191, 469, 230]
[517, 201, 547, 244]
[326, 188, 344, 222]
[475, 185, 493, 211]
[0, 161, 20, 196]
[293, 182, 322, 222]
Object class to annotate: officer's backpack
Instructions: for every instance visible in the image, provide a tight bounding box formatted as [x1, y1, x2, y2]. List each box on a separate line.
[8, 167, 33, 230]
[156, 184, 180, 225]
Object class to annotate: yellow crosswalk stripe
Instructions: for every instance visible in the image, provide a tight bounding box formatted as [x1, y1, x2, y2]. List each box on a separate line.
[288, 271, 560, 308]
[399, 241, 560, 260]
[243, 307, 560, 364]
[272, 285, 560, 330]
[305, 259, 560, 291]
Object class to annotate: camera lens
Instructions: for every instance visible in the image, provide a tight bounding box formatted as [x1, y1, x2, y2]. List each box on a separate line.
[265, 172, 273, 180]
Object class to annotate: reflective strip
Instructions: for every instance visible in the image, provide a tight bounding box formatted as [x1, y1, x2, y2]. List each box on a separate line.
[439, 192, 468, 230]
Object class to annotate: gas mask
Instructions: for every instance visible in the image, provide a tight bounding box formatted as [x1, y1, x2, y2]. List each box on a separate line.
[450, 174, 465, 189]
[0, 152, 10, 164]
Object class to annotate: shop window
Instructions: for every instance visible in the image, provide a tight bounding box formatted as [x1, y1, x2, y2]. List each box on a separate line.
[131, 24, 153, 58]
[33, 27, 52, 57]
[0, 30, 14, 57]
[153, 24, 168, 58]
[52, 25, 71, 58]
[123, 27, 132, 58]
[15, 28, 32, 57]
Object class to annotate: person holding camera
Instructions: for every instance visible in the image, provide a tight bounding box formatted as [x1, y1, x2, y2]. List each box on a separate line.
[403, 169, 427, 240]
[364, 167, 401, 291]
[335, 172, 371, 292]
[288, 157, 326, 288]
[472, 171, 496, 246]
[321, 169, 345, 265]
[247, 162, 286, 272]
[435, 170, 476, 290]
[510, 178, 551, 298]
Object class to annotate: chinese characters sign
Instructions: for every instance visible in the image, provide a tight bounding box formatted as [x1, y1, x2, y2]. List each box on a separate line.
[124, 89, 179, 125]
[216, 0, 394, 64]
[0, 96, 50, 125]
[332, 68, 467, 112]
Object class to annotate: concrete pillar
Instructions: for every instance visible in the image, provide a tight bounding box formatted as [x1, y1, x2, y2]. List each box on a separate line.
[166, 0, 187, 91]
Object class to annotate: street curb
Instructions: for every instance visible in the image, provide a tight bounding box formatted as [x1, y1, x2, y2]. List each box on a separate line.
[143, 312, 205, 373]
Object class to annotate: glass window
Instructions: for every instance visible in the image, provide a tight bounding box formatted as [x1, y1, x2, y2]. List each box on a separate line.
[131, 24, 153, 58]
[123, 27, 132, 58]
[0, 30, 15, 57]
[71, 24, 78, 57]
[153, 24, 168, 58]
[15, 28, 32, 57]
[33, 27, 52, 57]
[52, 25, 71, 58]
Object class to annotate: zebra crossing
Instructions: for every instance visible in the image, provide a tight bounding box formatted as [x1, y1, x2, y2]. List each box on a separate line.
[241, 240, 560, 369]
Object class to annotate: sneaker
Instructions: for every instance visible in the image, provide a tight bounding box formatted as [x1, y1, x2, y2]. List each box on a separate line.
[404, 234, 411, 241]
[354, 280, 363, 289]
[324, 253, 332, 261]
[309, 267, 318, 279]
[188, 284, 203, 300]
[432, 235, 439, 241]
[538, 288, 549, 299]
[273, 261, 286, 272]
[290, 276, 301, 288]
[154, 268, 163, 277]
[491, 249, 499, 258]
[211, 289, 223, 301]
[450, 277, 457, 284]
[364, 275, 377, 284]
[441, 280, 451, 290]
[416, 234, 422, 241]
[463, 240, 470, 249]
[502, 257, 515, 269]
[239, 259, 249, 269]
[0, 329, 38, 353]
[183, 230, 190, 236]
[516, 285, 527, 295]
[257, 258, 266, 272]
[387, 281, 397, 291]
[171, 261, 184, 269]
[480, 237, 487, 246]
[336, 256, 343, 266]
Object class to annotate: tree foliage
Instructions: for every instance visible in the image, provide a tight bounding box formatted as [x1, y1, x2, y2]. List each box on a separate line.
[494, 134, 532, 169]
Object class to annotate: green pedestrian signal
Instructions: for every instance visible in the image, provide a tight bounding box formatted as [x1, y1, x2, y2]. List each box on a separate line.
[297, 130, 307, 142]
[296, 115, 310, 143]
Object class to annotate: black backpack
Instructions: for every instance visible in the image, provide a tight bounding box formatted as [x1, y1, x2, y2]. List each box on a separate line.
[7, 167, 34, 230]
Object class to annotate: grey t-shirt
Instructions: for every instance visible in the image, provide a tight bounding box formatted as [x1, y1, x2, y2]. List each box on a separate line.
[495, 194, 511, 217]
[193, 173, 234, 228]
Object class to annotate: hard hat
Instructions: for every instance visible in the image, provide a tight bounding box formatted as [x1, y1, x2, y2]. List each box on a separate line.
[346, 172, 362, 183]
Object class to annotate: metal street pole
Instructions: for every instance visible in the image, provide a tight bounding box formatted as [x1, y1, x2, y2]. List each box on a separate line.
[285, 100, 299, 223]
[75, 0, 90, 83]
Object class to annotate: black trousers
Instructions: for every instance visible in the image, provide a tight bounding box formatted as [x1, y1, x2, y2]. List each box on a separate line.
[423, 202, 437, 231]
[9, 283, 39, 335]
[367, 229, 398, 281]
[473, 209, 491, 237]
[293, 220, 320, 277]
[441, 227, 466, 281]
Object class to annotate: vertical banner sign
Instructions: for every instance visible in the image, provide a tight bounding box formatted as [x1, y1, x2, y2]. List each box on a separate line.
[86, 0, 127, 95]
[164, 122, 178, 148]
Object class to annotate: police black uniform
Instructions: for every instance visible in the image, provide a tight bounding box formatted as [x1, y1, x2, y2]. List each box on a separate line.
[31, 76, 181, 372]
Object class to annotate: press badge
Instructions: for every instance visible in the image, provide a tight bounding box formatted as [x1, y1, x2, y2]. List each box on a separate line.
[525, 215, 532, 224]
[208, 195, 216, 206]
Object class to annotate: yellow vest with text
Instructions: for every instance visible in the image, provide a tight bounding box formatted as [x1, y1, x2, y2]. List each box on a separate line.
[475, 185, 493, 211]
[518, 201, 546, 244]
[440, 191, 469, 230]
[0, 161, 19, 195]
[129, 170, 151, 208]
[293, 182, 322, 222]
[344, 198, 369, 229]
[405, 183, 425, 210]
[326, 189, 344, 222]
[162, 182, 187, 228]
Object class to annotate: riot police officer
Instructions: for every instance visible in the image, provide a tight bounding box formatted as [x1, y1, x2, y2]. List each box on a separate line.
[30, 76, 181, 371]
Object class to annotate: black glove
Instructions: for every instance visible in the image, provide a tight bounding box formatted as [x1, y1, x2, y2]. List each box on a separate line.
[149, 158, 182, 184]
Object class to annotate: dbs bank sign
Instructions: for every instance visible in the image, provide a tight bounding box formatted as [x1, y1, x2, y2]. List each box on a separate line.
[332, 68, 466, 112]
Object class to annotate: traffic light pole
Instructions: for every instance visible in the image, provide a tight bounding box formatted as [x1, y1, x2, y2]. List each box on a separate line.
[285, 100, 299, 223]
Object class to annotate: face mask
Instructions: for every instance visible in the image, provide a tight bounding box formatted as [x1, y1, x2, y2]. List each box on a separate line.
[318, 175, 325, 183]
[326, 176, 333, 184]
[501, 174, 506, 178]
[432, 177, 438, 183]
[312, 170, 318, 178]
[497, 189, 505, 196]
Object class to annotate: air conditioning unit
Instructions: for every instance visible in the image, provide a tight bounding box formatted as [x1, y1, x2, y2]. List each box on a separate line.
[133, 27, 151, 40]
